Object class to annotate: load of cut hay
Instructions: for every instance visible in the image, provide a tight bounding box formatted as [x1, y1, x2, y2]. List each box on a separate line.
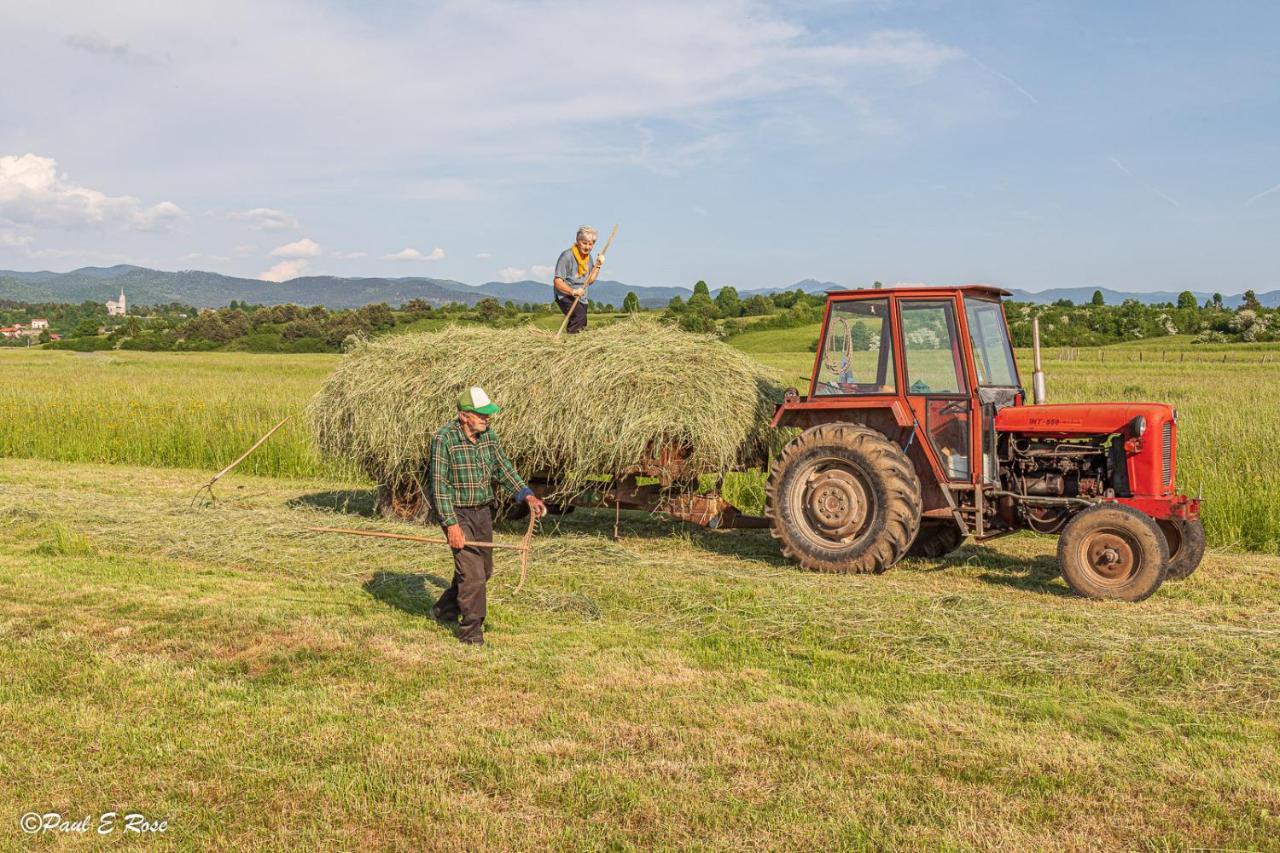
[308, 318, 783, 514]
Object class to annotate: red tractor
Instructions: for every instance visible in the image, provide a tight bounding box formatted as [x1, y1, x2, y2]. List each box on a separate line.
[766, 285, 1204, 601]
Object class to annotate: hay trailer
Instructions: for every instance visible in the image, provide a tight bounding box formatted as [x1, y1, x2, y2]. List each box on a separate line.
[766, 285, 1204, 601]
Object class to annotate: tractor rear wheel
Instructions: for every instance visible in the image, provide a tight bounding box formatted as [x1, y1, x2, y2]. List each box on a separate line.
[1158, 518, 1206, 581]
[908, 519, 966, 559]
[1057, 504, 1168, 601]
[766, 423, 921, 574]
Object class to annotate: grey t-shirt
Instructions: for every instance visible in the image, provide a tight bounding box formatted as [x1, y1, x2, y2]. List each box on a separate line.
[554, 247, 593, 298]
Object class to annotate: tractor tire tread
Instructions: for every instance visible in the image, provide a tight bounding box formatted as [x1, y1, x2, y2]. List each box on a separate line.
[1161, 518, 1206, 581]
[766, 422, 921, 575]
[1057, 503, 1169, 602]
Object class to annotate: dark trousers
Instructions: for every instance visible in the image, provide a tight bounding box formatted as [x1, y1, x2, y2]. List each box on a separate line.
[433, 505, 493, 642]
[555, 294, 587, 334]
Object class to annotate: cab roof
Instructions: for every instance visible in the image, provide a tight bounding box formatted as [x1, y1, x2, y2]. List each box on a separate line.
[824, 284, 1012, 300]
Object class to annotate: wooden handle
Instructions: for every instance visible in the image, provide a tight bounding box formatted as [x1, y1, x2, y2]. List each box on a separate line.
[201, 415, 292, 489]
[307, 526, 526, 551]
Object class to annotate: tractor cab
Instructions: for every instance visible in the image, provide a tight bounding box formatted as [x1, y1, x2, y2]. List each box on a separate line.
[774, 285, 1021, 502]
[766, 285, 1203, 602]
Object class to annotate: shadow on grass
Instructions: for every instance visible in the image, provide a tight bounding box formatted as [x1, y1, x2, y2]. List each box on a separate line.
[929, 545, 1069, 597]
[290, 488, 379, 517]
[527, 506, 792, 566]
[364, 570, 450, 617]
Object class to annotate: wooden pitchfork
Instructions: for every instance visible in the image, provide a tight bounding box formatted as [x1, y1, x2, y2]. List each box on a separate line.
[307, 511, 539, 594]
[556, 223, 619, 338]
[192, 415, 292, 506]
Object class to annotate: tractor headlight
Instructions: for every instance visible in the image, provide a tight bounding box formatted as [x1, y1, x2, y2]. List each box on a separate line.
[1130, 415, 1147, 437]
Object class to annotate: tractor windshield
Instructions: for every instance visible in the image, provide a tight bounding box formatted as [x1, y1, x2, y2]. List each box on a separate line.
[814, 298, 895, 395]
[964, 297, 1019, 387]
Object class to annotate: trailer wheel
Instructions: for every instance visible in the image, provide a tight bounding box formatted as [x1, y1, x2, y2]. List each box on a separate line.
[376, 480, 433, 524]
[1057, 504, 1168, 601]
[908, 519, 966, 559]
[1158, 518, 1206, 581]
[766, 423, 921, 574]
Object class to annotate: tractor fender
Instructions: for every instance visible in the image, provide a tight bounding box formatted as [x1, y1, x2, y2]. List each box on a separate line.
[771, 398, 914, 431]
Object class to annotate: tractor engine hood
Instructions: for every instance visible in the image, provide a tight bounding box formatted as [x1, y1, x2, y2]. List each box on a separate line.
[996, 402, 1174, 437]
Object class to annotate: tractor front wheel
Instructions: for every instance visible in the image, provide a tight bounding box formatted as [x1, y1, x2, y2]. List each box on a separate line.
[1057, 504, 1168, 601]
[766, 423, 921, 574]
[1158, 518, 1206, 581]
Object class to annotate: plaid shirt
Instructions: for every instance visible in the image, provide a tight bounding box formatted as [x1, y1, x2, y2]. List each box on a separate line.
[428, 419, 528, 527]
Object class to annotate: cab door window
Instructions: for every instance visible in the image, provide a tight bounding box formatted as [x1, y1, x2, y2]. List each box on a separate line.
[813, 299, 895, 396]
[901, 299, 971, 480]
[964, 297, 1019, 387]
[900, 300, 967, 395]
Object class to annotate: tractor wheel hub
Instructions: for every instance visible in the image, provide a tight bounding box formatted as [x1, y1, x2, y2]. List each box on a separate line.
[1081, 531, 1137, 584]
[805, 469, 866, 538]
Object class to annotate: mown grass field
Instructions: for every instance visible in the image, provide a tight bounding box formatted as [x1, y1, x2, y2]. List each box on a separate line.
[2, 322, 1280, 847]
[1, 459, 1277, 848]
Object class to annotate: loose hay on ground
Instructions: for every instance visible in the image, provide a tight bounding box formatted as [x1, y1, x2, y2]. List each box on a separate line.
[308, 319, 785, 504]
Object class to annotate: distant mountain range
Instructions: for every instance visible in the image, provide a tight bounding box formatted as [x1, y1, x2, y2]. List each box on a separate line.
[0, 265, 1275, 310]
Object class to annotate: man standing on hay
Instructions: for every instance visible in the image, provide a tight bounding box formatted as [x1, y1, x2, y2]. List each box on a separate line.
[428, 386, 546, 645]
[553, 225, 605, 334]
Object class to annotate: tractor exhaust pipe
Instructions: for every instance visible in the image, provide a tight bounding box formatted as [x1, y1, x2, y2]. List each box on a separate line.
[1031, 316, 1046, 404]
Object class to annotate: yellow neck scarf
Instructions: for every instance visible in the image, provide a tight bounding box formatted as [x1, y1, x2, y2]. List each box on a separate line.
[570, 244, 589, 277]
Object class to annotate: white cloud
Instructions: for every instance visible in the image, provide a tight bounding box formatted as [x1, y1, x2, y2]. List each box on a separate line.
[65, 33, 168, 67]
[230, 207, 299, 231]
[1246, 183, 1280, 206]
[258, 259, 309, 282]
[498, 264, 553, 283]
[232, 244, 258, 256]
[2, 4, 969, 188]
[0, 229, 33, 248]
[476, 252, 493, 260]
[383, 247, 444, 261]
[332, 250, 367, 259]
[269, 237, 321, 258]
[0, 153, 184, 231]
[402, 178, 484, 201]
[28, 248, 142, 264]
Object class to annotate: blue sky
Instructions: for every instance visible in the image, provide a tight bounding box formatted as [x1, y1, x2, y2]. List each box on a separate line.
[1, 1, 1277, 293]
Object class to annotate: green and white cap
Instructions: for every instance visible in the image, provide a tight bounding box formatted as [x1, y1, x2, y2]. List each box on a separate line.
[458, 385, 501, 415]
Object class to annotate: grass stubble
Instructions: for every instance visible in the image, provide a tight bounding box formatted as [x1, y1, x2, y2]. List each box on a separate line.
[0, 459, 1277, 849]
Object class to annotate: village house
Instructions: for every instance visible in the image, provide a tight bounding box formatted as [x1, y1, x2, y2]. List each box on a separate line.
[0, 322, 47, 341]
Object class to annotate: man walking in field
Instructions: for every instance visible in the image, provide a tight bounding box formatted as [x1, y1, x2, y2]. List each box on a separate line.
[553, 225, 605, 334]
[428, 386, 546, 645]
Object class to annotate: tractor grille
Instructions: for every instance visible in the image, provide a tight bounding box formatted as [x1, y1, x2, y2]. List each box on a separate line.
[1162, 420, 1173, 488]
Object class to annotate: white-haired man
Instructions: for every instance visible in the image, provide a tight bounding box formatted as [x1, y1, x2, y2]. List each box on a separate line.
[428, 386, 546, 645]
[552, 225, 605, 334]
